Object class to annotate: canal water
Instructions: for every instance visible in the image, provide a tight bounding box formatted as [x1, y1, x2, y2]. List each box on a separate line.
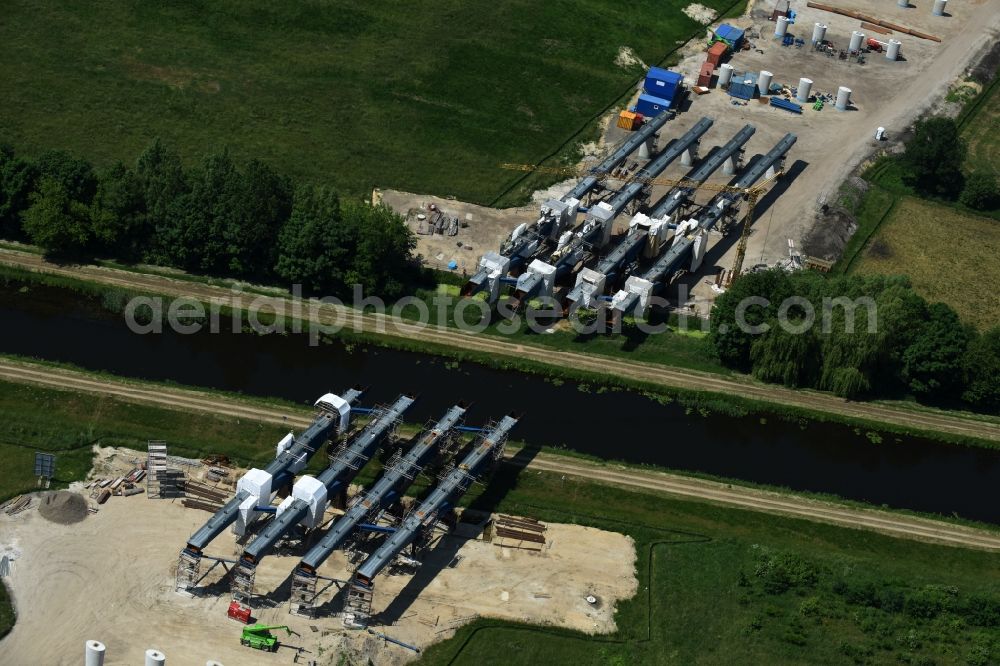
[0, 282, 997, 523]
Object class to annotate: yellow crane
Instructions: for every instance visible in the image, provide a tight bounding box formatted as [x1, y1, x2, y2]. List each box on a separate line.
[498, 163, 784, 284]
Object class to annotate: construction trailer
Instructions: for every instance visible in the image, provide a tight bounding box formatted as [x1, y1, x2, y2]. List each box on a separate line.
[642, 67, 683, 107]
[343, 415, 520, 628]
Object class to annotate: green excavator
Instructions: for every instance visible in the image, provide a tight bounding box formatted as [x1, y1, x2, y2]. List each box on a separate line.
[240, 624, 292, 652]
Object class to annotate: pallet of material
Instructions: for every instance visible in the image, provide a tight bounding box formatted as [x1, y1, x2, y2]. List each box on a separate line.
[494, 526, 547, 544]
[182, 498, 223, 513]
[860, 21, 892, 35]
[4, 495, 29, 515]
[494, 515, 547, 533]
[492, 536, 545, 552]
[97, 489, 111, 505]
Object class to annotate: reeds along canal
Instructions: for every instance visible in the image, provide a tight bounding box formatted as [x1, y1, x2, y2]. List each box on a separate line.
[1, 280, 998, 523]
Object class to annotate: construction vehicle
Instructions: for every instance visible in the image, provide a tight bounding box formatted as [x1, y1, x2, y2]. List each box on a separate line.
[240, 624, 291, 652]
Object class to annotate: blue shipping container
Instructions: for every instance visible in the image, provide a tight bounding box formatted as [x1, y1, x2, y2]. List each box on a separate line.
[715, 24, 745, 49]
[644, 67, 682, 102]
[635, 93, 673, 117]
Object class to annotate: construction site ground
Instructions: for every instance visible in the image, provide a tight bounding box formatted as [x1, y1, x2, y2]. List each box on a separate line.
[382, 0, 1000, 316]
[0, 446, 636, 665]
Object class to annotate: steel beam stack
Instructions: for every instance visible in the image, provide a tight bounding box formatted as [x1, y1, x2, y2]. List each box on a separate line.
[238, 394, 416, 567]
[342, 415, 519, 626]
[611, 133, 797, 318]
[183, 389, 363, 555]
[297, 404, 467, 574]
[462, 112, 673, 300]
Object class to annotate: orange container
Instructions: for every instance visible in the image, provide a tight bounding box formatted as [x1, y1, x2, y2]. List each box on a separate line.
[706, 41, 728, 66]
[697, 62, 715, 87]
[616, 110, 639, 130]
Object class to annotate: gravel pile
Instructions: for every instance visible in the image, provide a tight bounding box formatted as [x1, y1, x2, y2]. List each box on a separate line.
[38, 491, 89, 525]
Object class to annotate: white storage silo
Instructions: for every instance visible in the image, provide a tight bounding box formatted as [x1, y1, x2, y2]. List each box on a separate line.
[85, 641, 106, 666]
[886, 40, 902, 60]
[775, 16, 790, 38]
[849, 31, 865, 52]
[145, 649, 166, 666]
[796, 78, 813, 103]
[757, 71, 773, 96]
[932, 0, 947, 15]
[811, 23, 827, 44]
[719, 63, 735, 87]
[835, 86, 852, 111]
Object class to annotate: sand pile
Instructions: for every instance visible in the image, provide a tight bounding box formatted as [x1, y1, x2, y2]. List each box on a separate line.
[37, 491, 88, 525]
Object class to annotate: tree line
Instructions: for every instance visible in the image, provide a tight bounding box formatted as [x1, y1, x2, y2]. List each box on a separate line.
[710, 270, 1000, 413]
[0, 141, 418, 298]
[901, 116, 998, 212]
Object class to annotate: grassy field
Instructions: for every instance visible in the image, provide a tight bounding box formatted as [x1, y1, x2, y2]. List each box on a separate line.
[852, 197, 1000, 330]
[0, 0, 742, 204]
[0, 380, 294, 502]
[420, 467, 1000, 665]
[961, 78, 1000, 178]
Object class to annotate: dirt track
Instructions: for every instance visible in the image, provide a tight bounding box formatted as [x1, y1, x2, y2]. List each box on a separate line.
[1, 248, 998, 444]
[1, 357, 997, 552]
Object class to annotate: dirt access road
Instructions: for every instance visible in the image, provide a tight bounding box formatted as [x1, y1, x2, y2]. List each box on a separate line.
[1, 358, 998, 551]
[2, 247, 998, 444]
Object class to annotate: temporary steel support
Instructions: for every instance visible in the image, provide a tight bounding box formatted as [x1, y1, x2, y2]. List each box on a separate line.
[345, 415, 519, 627]
[184, 388, 363, 555]
[600, 117, 715, 219]
[648, 124, 756, 221]
[464, 113, 673, 299]
[297, 405, 466, 574]
[238, 395, 416, 567]
[612, 133, 797, 317]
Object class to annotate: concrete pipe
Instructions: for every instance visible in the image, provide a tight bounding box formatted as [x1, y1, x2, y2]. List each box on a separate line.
[835, 86, 852, 111]
[897, 0, 908, 7]
[145, 649, 166, 666]
[757, 71, 773, 96]
[932, 0, 947, 15]
[775, 16, 790, 38]
[718, 63, 735, 87]
[811, 23, 827, 44]
[886, 39, 902, 60]
[796, 78, 813, 103]
[206, 662, 225, 666]
[85, 640, 106, 666]
[849, 31, 865, 52]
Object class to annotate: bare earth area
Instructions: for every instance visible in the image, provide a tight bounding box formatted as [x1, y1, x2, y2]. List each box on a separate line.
[0, 447, 636, 665]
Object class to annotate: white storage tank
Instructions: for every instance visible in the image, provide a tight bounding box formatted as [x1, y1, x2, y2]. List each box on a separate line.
[811, 23, 827, 44]
[849, 31, 865, 52]
[145, 649, 166, 666]
[719, 63, 735, 87]
[796, 78, 813, 103]
[932, 0, 947, 15]
[85, 640, 106, 666]
[836, 86, 852, 111]
[775, 16, 790, 38]
[757, 71, 774, 96]
[886, 39, 902, 60]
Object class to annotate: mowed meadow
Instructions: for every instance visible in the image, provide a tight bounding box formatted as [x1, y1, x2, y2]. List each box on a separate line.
[0, 0, 742, 204]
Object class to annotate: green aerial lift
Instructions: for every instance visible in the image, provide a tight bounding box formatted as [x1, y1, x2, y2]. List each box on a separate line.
[240, 624, 292, 652]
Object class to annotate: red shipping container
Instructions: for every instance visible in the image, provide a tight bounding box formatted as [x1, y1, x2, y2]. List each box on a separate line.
[706, 42, 728, 66]
[697, 62, 715, 88]
[228, 601, 251, 624]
